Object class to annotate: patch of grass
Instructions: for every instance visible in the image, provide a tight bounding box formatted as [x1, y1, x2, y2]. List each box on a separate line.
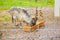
[0, 0, 54, 10]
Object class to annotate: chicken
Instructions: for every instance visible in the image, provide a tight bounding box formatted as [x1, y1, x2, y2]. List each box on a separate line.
[23, 21, 45, 32]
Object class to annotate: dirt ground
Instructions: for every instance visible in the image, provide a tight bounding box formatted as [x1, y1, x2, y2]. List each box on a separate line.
[0, 7, 60, 40]
[0, 17, 60, 40]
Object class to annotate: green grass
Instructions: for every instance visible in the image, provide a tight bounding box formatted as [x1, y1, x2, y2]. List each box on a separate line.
[0, 0, 54, 10]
